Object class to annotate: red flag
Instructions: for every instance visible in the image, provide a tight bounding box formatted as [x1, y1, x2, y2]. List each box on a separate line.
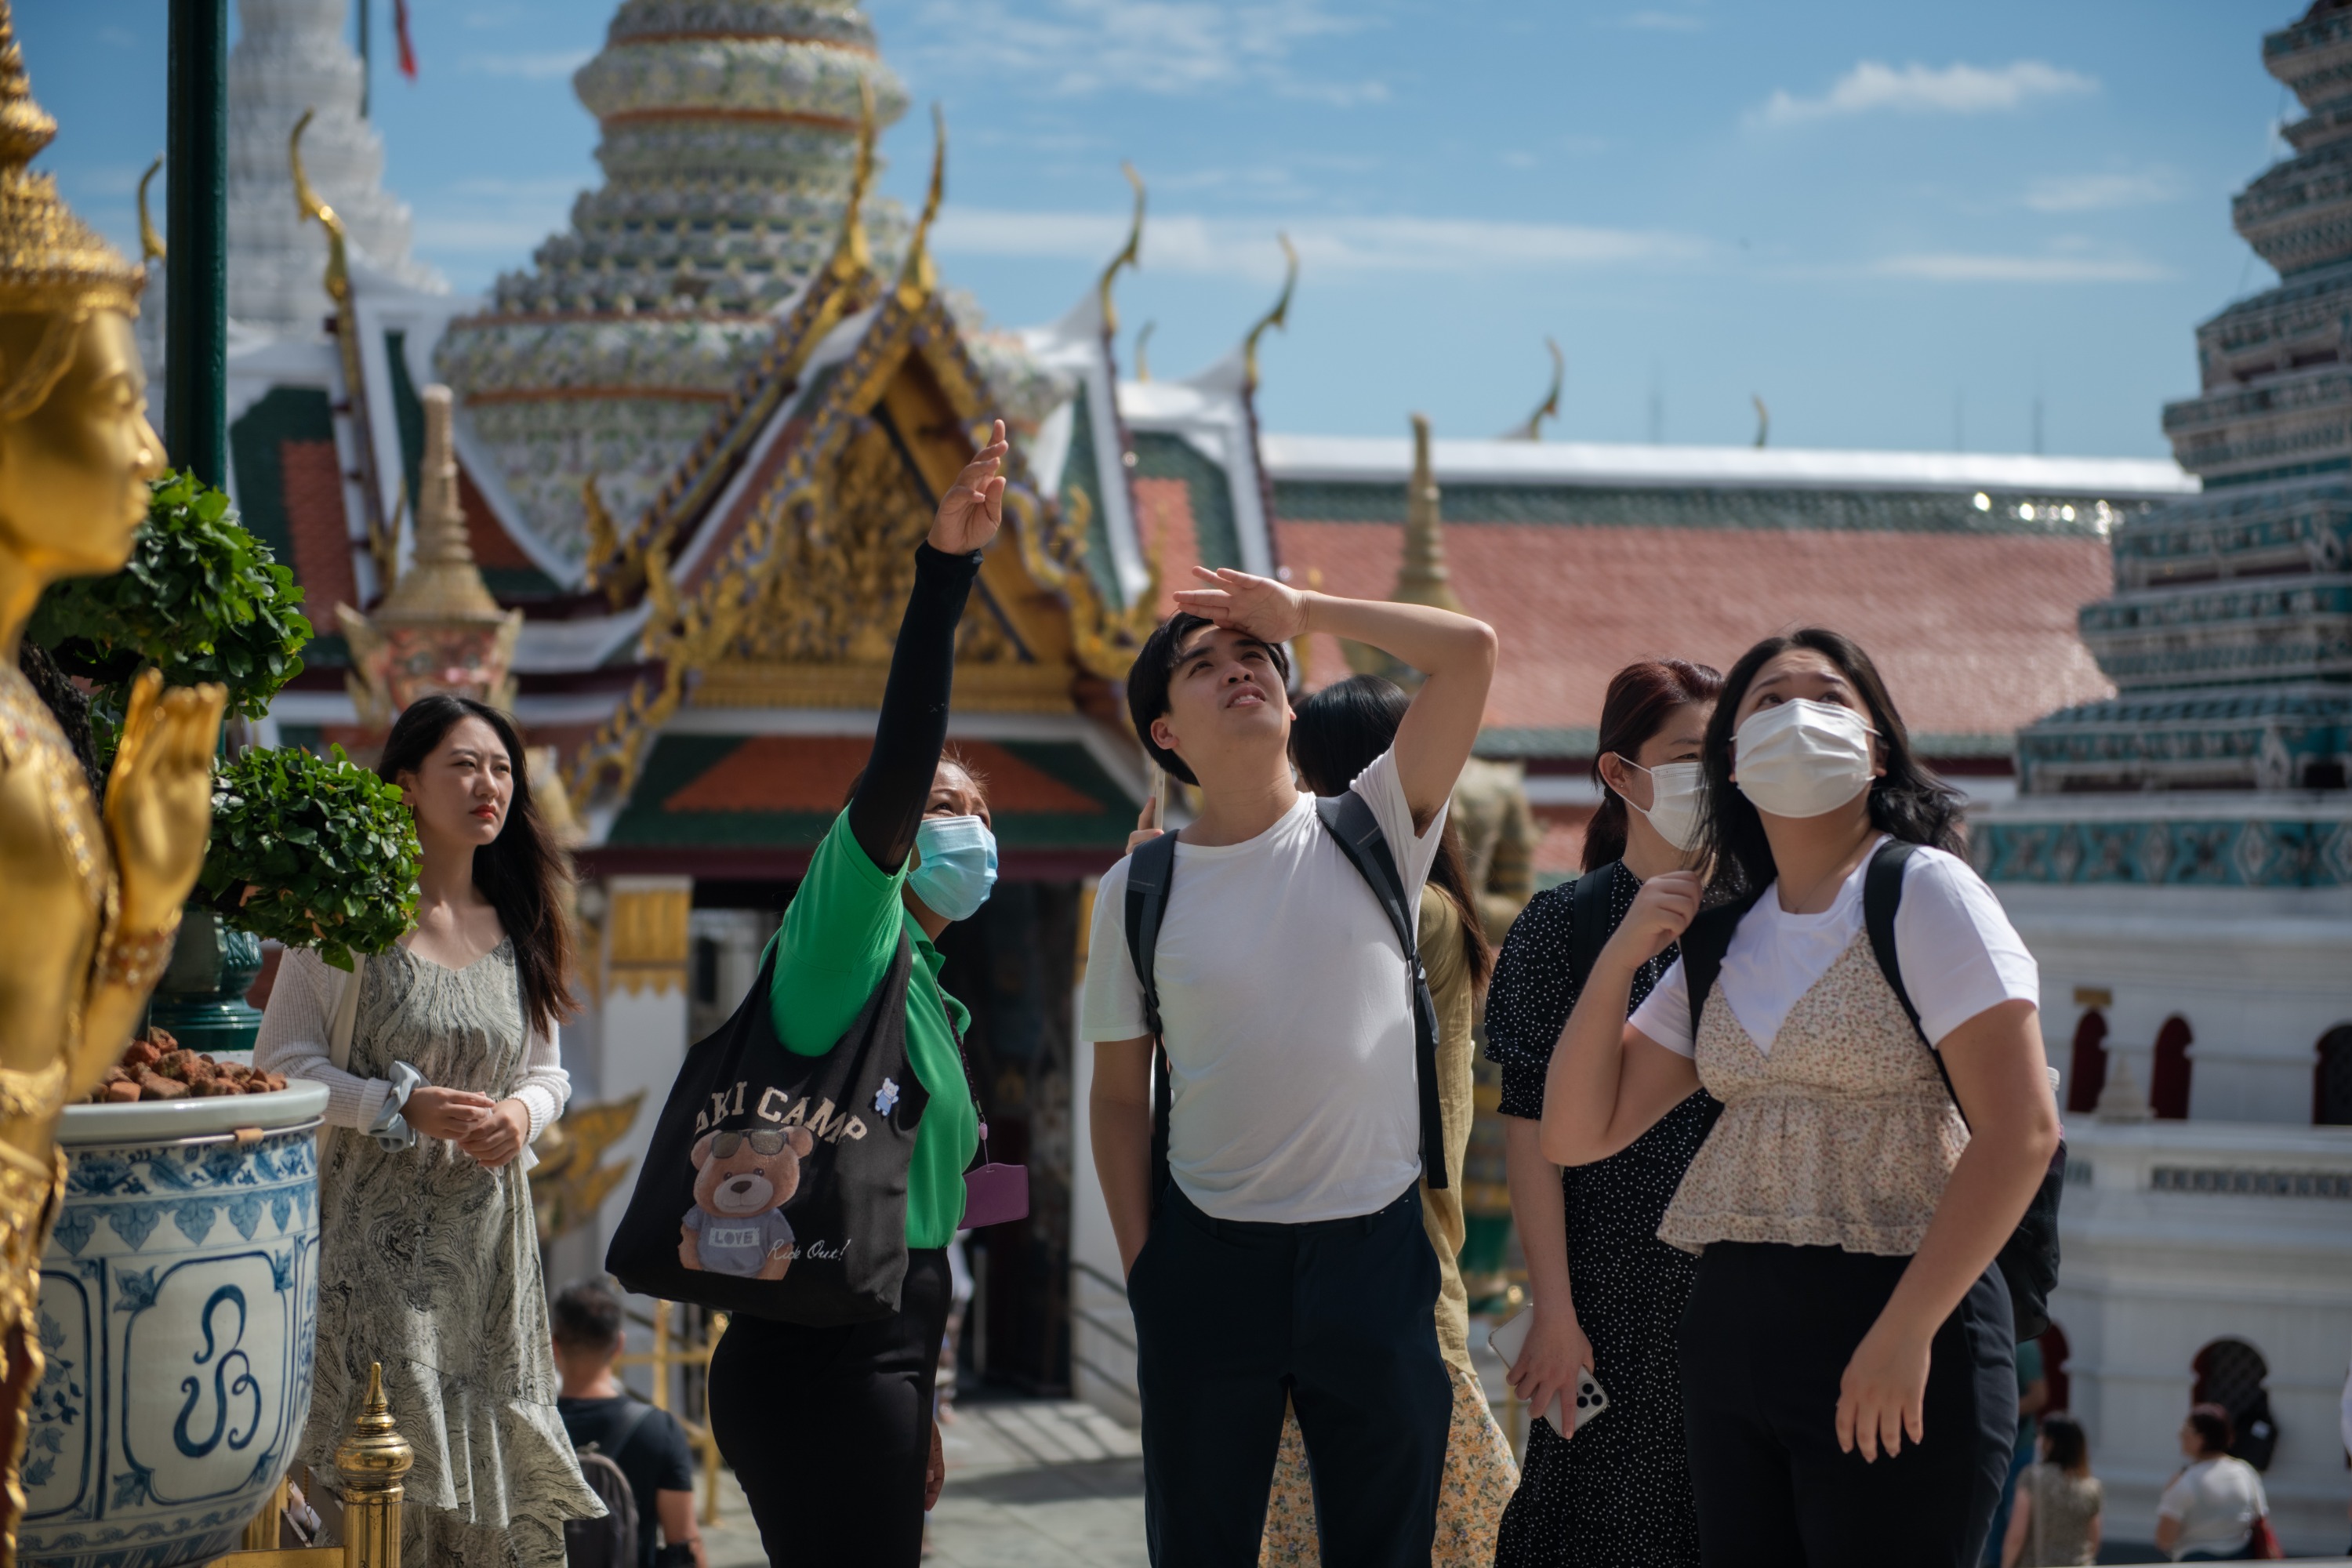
[394, 0, 418, 80]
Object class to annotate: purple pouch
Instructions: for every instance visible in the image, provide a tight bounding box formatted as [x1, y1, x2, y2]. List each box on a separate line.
[962, 1160, 1029, 1229]
[961, 1122, 1029, 1228]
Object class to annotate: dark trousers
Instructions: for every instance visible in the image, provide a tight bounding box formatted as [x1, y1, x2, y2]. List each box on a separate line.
[1129, 1182, 1452, 1568]
[1677, 1243, 2015, 1568]
[708, 1248, 951, 1567]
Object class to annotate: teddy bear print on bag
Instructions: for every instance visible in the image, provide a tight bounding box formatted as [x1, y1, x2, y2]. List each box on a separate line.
[679, 1125, 816, 1279]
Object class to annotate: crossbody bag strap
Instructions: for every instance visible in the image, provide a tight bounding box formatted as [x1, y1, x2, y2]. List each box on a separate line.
[1315, 793, 1449, 1191]
[1122, 831, 1180, 1195]
[604, 1396, 656, 1461]
[1860, 837, 1968, 1124]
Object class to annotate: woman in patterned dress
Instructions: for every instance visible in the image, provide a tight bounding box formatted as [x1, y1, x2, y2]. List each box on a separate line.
[259, 695, 600, 1566]
[1255, 674, 1519, 1567]
[1486, 659, 1722, 1568]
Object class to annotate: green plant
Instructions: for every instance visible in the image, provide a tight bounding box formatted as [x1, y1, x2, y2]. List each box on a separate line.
[199, 746, 420, 971]
[30, 470, 310, 748]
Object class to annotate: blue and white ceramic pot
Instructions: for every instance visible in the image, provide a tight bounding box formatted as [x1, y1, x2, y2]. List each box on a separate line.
[20, 1082, 328, 1568]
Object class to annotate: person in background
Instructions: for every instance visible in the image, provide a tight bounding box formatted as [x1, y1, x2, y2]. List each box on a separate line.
[552, 1281, 708, 1568]
[1248, 673, 1517, 1566]
[1485, 658, 1722, 1568]
[1542, 628, 2060, 1568]
[2156, 1404, 2270, 1560]
[2001, 1411, 2100, 1568]
[258, 695, 601, 1564]
[1985, 1338, 2052, 1563]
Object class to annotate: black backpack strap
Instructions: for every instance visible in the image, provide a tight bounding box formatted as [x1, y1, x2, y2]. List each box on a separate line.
[1861, 837, 1969, 1125]
[1675, 888, 1759, 1042]
[1566, 862, 1621, 996]
[604, 1396, 655, 1462]
[1315, 793, 1449, 1191]
[1122, 829, 1181, 1195]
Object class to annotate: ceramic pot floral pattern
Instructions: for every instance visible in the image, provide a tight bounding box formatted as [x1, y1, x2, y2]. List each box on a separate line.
[20, 1083, 328, 1568]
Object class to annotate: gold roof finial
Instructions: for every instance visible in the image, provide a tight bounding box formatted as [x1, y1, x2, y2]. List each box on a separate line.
[136, 155, 165, 264]
[290, 107, 350, 306]
[1502, 337, 1563, 441]
[1396, 412, 1463, 613]
[827, 78, 878, 282]
[1096, 161, 1145, 339]
[895, 103, 946, 305]
[1134, 319, 1155, 383]
[0, 0, 143, 326]
[1242, 234, 1298, 392]
[1752, 394, 1770, 448]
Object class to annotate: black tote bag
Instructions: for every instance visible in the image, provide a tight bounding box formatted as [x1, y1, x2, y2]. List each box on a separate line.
[605, 934, 930, 1326]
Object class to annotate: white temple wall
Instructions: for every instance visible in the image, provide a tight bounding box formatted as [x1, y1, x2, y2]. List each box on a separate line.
[1997, 884, 2352, 1124]
[2051, 1122, 2352, 1554]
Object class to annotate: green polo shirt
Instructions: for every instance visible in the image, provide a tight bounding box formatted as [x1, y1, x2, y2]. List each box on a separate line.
[765, 808, 976, 1249]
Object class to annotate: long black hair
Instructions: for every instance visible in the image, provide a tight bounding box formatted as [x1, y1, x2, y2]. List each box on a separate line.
[1584, 657, 1724, 873]
[378, 695, 578, 1036]
[1699, 628, 1964, 901]
[1290, 674, 1494, 995]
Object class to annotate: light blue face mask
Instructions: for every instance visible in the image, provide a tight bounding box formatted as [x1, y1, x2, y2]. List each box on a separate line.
[908, 815, 998, 922]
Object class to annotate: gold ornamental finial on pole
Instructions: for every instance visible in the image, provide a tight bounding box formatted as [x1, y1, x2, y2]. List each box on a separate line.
[1396, 412, 1462, 614]
[895, 103, 947, 306]
[1096, 161, 1145, 339]
[1501, 337, 1562, 441]
[136, 154, 165, 263]
[333, 1363, 412, 1568]
[1242, 234, 1298, 393]
[289, 108, 349, 306]
[826, 78, 877, 283]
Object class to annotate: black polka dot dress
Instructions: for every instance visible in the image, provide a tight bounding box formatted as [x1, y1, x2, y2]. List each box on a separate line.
[1483, 864, 1719, 1568]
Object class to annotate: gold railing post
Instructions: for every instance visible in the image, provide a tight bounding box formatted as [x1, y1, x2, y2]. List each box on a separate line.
[240, 1476, 289, 1548]
[332, 1363, 413, 1568]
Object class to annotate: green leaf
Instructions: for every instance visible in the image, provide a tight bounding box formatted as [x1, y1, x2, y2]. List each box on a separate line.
[201, 746, 420, 960]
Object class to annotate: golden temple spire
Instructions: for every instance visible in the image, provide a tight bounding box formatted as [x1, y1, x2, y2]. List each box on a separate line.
[136, 155, 165, 263]
[289, 107, 350, 305]
[1097, 161, 1145, 339]
[1501, 337, 1563, 441]
[826, 78, 878, 283]
[1396, 412, 1463, 613]
[1243, 234, 1298, 393]
[896, 103, 946, 307]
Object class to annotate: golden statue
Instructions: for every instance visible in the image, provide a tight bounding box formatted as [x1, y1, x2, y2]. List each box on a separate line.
[0, 8, 226, 1559]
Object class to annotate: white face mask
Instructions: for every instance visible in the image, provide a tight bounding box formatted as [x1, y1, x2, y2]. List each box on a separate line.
[1616, 757, 1706, 853]
[1732, 699, 1877, 819]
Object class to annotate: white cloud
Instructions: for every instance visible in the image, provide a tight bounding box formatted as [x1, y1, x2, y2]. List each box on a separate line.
[412, 215, 565, 255]
[1870, 251, 2166, 284]
[932, 207, 1704, 279]
[1755, 60, 2096, 127]
[459, 49, 593, 80]
[899, 0, 1382, 103]
[2023, 169, 2178, 212]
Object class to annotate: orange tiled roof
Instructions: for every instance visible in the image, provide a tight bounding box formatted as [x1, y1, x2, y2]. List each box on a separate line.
[281, 437, 360, 616]
[1134, 475, 1202, 619]
[665, 735, 1109, 815]
[1279, 520, 2114, 744]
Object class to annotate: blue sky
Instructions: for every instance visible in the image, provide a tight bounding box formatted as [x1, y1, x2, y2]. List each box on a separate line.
[20, 1, 2296, 456]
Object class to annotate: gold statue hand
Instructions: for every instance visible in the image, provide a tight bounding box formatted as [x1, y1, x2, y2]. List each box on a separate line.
[103, 669, 227, 933]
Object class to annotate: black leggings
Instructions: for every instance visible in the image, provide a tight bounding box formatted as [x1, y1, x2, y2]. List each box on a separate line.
[1677, 1243, 2014, 1568]
[708, 1248, 952, 1566]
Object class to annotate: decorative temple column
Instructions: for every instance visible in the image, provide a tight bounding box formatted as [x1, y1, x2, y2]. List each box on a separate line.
[332, 1363, 414, 1568]
[336, 383, 524, 728]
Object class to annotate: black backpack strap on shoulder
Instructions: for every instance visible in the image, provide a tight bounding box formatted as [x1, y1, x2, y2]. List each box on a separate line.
[1860, 838, 1968, 1121]
[1315, 793, 1449, 1191]
[1566, 862, 1620, 996]
[1122, 829, 1181, 1194]
[605, 1396, 655, 1462]
[1675, 887, 1761, 1042]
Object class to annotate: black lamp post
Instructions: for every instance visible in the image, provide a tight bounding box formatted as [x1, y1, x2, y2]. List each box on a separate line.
[165, 0, 227, 488]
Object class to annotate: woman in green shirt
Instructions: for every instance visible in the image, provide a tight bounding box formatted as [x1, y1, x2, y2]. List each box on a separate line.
[704, 423, 1007, 1567]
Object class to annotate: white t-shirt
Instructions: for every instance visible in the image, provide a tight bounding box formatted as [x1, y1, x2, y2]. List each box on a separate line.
[1081, 749, 1446, 1224]
[1628, 840, 2038, 1057]
[2157, 1455, 2267, 1558]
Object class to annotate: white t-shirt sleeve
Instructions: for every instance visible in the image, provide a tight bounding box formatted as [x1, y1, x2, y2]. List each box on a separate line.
[1348, 746, 1450, 896]
[1627, 956, 1697, 1058]
[1894, 848, 2040, 1045]
[2156, 1468, 2192, 1521]
[1080, 855, 1152, 1042]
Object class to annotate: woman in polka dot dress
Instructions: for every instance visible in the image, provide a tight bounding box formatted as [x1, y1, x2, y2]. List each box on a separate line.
[1486, 659, 1722, 1568]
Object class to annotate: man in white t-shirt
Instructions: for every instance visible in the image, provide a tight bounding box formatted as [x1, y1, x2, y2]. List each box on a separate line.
[1082, 566, 1495, 1567]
